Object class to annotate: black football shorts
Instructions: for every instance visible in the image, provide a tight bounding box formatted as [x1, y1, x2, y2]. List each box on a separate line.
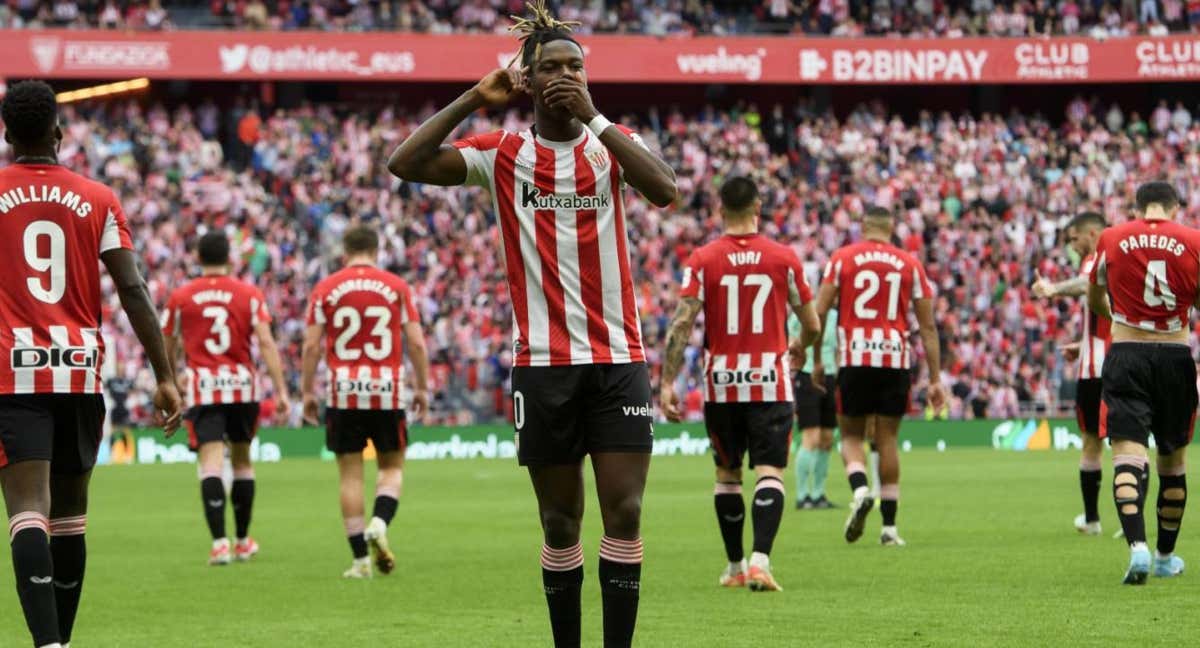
[1075, 378, 1102, 436]
[794, 371, 837, 429]
[326, 408, 408, 455]
[511, 362, 653, 466]
[1101, 342, 1197, 454]
[185, 402, 261, 450]
[836, 367, 912, 418]
[0, 393, 105, 474]
[704, 401, 793, 469]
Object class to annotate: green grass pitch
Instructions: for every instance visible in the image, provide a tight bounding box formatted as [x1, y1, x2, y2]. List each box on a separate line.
[2, 448, 1198, 647]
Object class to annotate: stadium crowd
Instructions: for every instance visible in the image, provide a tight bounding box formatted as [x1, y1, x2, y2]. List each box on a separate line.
[2, 0, 1200, 37]
[3, 94, 1200, 425]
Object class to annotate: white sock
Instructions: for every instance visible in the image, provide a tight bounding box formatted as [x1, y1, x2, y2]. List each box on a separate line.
[370, 516, 386, 530]
[1156, 550, 1173, 560]
[38, 643, 62, 648]
[212, 537, 229, 550]
[853, 486, 869, 501]
[354, 556, 371, 566]
[1130, 541, 1149, 553]
[882, 525, 898, 536]
[729, 560, 746, 573]
[749, 552, 770, 570]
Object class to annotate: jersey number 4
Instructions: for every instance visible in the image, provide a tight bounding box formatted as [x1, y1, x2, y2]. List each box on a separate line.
[1143, 260, 1177, 310]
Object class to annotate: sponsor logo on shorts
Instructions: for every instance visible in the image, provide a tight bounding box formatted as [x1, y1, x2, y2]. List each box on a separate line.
[11, 346, 97, 369]
[712, 369, 777, 386]
[622, 403, 653, 417]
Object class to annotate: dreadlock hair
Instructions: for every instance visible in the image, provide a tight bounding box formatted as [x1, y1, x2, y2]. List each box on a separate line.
[508, 1, 583, 70]
[1, 80, 57, 147]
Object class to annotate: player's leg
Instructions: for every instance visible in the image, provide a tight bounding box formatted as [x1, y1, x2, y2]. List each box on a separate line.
[839, 414, 872, 543]
[1102, 344, 1156, 583]
[810, 426, 836, 508]
[335, 451, 370, 578]
[2, 459, 60, 648]
[794, 427, 818, 509]
[873, 416, 905, 546]
[743, 402, 792, 592]
[48, 470, 89, 645]
[1153, 446, 1188, 577]
[592, 452, 649, 648]
[1076, 430, 1104, 535]
[197, 440, 230, 565]
[229, 403, 260, 561]
[364, 411, 406, 576]
[529, 462, 586, 648]
[705, 403, 747, 587]
[791, 372, 816, 509]
[866, 417, 881, 500]
[1148, 347, 1196, 578]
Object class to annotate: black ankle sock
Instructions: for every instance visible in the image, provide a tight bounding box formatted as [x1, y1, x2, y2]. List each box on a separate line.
[848, 471, 868, 492]
[231, 479, 255, 539]
[50, 533, 85, 642]
[200, 477, 226, 540]
[542, 565, 583, 648]
[348, 533, 368, 559]
[713, 489, 745, 562]
[751, 478, 784, 555]
[598, 557, 640, 648]
[1157, 474, 1188, 555]
[11, 527, 60, 646]
[1080, 469, 1101, 523]
[1114, 463, 1148, 545]
[372, 495, 398, 525]
[880, 499, 898, 526]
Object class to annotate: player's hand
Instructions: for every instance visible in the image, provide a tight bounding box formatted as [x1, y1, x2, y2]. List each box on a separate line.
[1061, 342, 1080, 362]
[811, 363, 827, 394]
[1031, 272, 1055, 299]
[410, 389, 429, 423]
[659, 383, 682, 423]
[275, 394, 293, 426]
[788, 338, 806, 370]
[154, 380, 183, 437]
[543, 76, 599, 123]
[927, 381, 948, 412]
[471, 68, 525, 107]
[302, 393, 321, 426]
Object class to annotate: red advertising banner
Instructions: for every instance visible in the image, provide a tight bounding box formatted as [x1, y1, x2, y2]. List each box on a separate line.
[0, 29, 1198, 84]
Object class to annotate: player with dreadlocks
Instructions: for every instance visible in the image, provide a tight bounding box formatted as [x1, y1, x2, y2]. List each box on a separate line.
[388, 2, 675, 646]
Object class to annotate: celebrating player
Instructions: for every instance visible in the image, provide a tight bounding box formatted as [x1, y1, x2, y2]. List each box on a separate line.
[1031, 212, 1111, 536]
[791, 306, 838, 510]
[813, 206, 945, 547]
[301, 226, 429, 580]
[387, 1, 675, 643]
[161, 231, 291, 565]
[660, 177, 819, 592]
[1087, 182, 1200, 584]
[0, 80, 182, 648]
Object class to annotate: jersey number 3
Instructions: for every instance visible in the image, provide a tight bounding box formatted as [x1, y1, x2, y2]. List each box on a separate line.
[1143, 260, 1177, 310]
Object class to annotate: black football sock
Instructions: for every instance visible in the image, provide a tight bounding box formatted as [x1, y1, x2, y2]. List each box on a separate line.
[1156, 473, 1188, 556]
[750, 476, 784, 556]
[200, 476, 227, 540]
[846, 461, 869, 493]
[230, 478, 255, 540]
[541, 543, 583, 648]
[880, 484, 899, 527]
[9, 513, 60, 647]
[1080, 466, 1102, 523]
[372, 495, 399, 526]
[49, 516, 87, 643]
[1113, 458, 1148, 545]
[713, 482, 745, 562]
[348, 533, 368, 559]
[599, 536, 642, 648]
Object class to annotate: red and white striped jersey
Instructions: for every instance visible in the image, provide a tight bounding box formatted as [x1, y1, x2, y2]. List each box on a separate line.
[1077, 253, 1111, 380]
[454, 127, 645, 367]
[680, 234, 812, 403]
[822, 240, 934, 369]
[306, 264, 419, 410]
[0, 163, 132, 395]
[161, 275, 269, 407]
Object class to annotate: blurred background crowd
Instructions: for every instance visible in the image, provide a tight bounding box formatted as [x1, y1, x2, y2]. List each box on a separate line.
[3, 93, 1199, 425]
[3, 0, 1200, 38]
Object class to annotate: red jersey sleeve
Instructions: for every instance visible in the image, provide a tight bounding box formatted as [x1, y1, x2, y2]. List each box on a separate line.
[399, 281, 419, 324]
[251, 287, 271, 327]
[785, 251, 813, 307]
[160, 290, 180, 337]
[911, 258, 935, 300]
[821, 251, 843, 288]
[452, 130, 505, 188]
[1090, 231, 1110, 287]
[99, 191, 133, 253]
[679, 250, 704, 301]
[305, 285, 326, 327]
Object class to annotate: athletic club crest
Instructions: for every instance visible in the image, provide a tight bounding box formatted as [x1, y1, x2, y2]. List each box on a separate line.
[30, 37, 61, 74]
[586, 149, 609, 170]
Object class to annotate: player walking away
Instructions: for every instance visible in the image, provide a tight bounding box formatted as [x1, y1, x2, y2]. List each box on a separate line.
[300, 226, 429, 580]
[813, 206, 946, 547]
[0, 80, 182, 648]
[387, 2, 675, 643]
[660, 177, 820, 592]
[1087, 181, 1200, 584]
[161, 231, 291, 565]
[792, 307, 838, 510]
[1031, 212, 1113, 536]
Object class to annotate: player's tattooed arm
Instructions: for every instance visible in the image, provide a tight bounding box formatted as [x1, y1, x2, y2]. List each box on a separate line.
[387, 68, 524, 186]
[403, 321, 430, 422]
[1032, 272, 1087, 298]
[300, 323, 324, 425]
[662, 297, 702, 385]
[1087, 283, 1112, 321]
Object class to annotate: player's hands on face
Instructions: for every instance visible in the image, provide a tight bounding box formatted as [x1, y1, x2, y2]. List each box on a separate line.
[659, 384, 682, 423]
[410, 390, 429, 423]
[927, 381, 948, 412]
[543, 75, 598, 123]
[811, 363, 826, 395]
[154, 380, 183, 437]
[473, 68, 525, 107]
[1061, 342, 1080, 362]
[302, 393, 321, 426]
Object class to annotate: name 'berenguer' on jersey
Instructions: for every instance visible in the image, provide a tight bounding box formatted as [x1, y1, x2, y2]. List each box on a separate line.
[0, 163, 132, 394]
[306, 264, 419, 410]
[454, 126, 646, 367]
[1091, 220, 1200, 332]
[680, 234, 812, 403]
[162, 276, 270, 407]
[822, 240, 934, 370]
